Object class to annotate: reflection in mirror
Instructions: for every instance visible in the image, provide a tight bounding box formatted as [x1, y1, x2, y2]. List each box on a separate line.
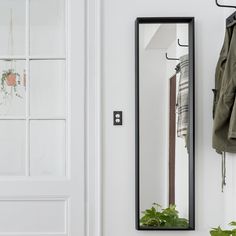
[135, 18, 194, 230]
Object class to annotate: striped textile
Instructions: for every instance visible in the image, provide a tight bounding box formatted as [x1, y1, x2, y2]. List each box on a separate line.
[176, 54, 189, 139]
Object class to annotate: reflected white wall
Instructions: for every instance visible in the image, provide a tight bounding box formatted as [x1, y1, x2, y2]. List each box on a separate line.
[139, 23, 189, 219]
[139, 24, 168, 212]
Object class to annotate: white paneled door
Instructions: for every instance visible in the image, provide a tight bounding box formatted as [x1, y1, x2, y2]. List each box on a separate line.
[0, 0, 85, 235]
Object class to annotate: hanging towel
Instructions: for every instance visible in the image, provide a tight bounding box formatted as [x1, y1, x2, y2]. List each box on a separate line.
[176, 54, 189, 143]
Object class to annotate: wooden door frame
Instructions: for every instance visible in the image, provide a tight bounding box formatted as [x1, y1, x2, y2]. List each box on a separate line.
[85, 0, 103, 235]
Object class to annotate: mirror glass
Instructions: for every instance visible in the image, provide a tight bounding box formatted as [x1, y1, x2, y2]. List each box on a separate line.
[136, 18, 194, 230]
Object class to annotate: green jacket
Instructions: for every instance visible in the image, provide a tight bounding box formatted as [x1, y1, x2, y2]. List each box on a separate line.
[213, 24, 236, 153]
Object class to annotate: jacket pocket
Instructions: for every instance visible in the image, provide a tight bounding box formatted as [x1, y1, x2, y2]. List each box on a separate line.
[212, 89, 218, 119]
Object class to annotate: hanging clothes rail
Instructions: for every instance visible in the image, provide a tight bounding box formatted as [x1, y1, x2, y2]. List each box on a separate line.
[215, 0, 236, 9]
[215, 0, 236, 27]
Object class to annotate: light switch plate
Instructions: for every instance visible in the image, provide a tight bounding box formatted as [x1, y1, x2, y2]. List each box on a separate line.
[113, 111, 122, 126]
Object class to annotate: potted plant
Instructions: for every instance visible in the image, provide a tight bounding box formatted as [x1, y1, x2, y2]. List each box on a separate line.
[140, 203, 188, 228]
[0, 68, 22, 99]
[210, 222, 236, 236]
[5, 70, 17, 86]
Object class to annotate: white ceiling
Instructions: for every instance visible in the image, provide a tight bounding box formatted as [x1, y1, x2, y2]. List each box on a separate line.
[145, 24, 177, 49]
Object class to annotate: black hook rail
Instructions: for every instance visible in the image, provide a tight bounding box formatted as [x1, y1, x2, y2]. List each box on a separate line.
[215, 0, 236, 9]
[177, 39, 188, 47]
[165, 53, 179, 61]
[215, 0, 236, 27]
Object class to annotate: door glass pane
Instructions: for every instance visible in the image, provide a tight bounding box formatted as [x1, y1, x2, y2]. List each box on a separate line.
[30, 0, 65, 57]
[30, 60, 66, 117]
[0, 120, 26, 176]
[0, 0, 26, 56]
[30, 120, 66, 176]
[0, 60, 26, 116]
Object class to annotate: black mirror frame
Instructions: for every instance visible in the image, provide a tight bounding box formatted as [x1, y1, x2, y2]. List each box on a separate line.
[135, 17, 195, 231]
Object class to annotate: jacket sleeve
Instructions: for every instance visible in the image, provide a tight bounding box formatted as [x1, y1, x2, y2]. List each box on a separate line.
[213, 27, 236, 142]
[213, 61, 236, 140]
[229, 97, 236, 139]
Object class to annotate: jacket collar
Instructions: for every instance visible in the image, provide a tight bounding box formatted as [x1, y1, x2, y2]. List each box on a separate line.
[220, 25, 234, 59]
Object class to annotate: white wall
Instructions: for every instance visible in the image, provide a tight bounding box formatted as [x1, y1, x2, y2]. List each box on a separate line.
[101, 0, 232, 235]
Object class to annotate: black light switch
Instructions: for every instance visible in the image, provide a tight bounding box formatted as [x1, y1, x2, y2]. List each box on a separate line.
[113, 111, 122, 126]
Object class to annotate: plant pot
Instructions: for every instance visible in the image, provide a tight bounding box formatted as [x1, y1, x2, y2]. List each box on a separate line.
[6, 73, 16, 86]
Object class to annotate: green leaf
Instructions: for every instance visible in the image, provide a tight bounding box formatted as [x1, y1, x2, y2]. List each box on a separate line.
[210, 222, 236, 236]
[140, 203, 188, 228]
[230, 222, 236, 226]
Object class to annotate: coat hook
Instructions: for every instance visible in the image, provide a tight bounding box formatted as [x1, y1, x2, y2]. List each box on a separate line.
[165, 53, 179, 61]
[177, 39, 188, 47]
[215, 0, 236, 9]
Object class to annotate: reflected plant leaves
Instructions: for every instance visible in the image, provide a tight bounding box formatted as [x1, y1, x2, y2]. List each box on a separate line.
[140, 203, 188, 228]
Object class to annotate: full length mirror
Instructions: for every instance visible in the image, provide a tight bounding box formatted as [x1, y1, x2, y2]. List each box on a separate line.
[135, 17, 195, 230]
